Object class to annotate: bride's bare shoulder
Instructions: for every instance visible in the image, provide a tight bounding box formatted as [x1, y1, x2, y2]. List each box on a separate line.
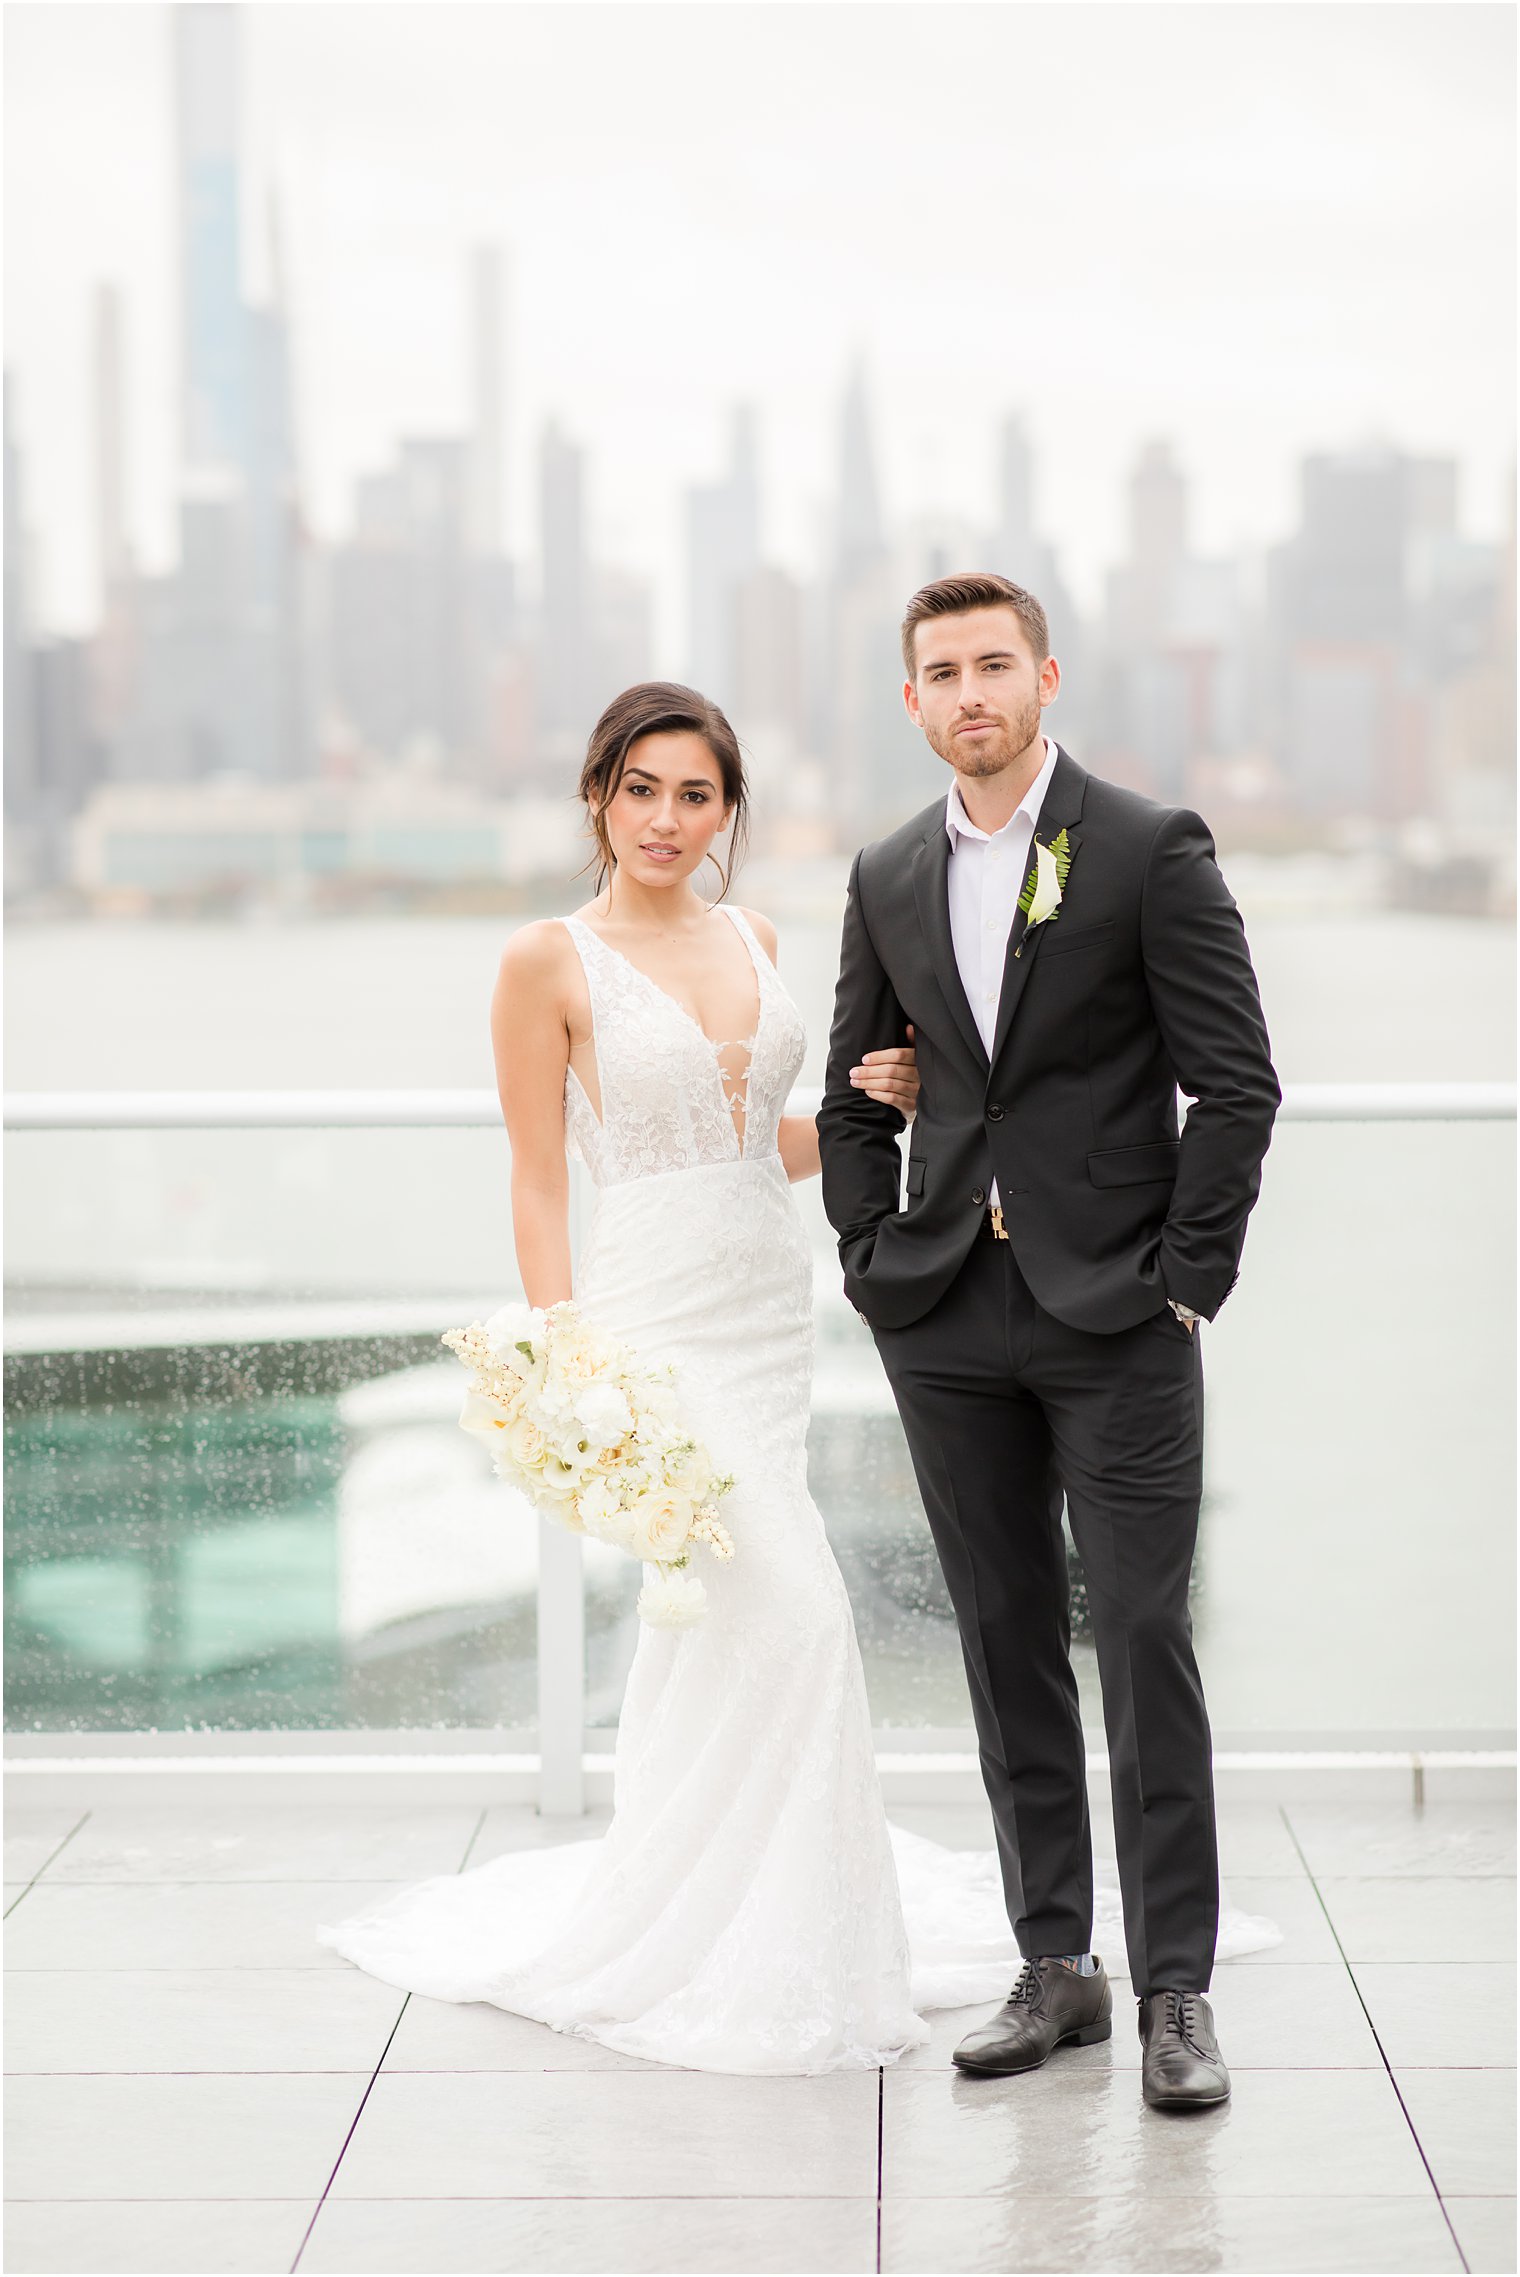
[495, 916, 581, 1000]
[735, 903, 779, 964]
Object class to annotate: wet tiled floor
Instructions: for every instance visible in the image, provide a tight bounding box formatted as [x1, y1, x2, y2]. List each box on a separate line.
[3, 1792, 1514, 2273]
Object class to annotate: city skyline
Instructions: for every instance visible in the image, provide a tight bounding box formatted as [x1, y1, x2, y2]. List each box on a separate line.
[5, 2, 1514, 652]
[3, 0, 1513, 912]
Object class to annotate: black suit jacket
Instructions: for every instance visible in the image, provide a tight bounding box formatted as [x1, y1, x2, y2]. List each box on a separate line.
[817, 743, 1282, 1333]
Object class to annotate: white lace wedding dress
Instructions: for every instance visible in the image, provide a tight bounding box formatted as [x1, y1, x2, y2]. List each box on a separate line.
[317, 903, 1278, 2071]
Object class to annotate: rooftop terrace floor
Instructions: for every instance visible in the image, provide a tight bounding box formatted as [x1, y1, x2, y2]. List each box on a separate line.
[3, 1789, 1514, 2275]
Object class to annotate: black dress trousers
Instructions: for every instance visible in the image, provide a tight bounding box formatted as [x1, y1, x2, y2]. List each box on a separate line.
[872, 1228, 1218, 1996]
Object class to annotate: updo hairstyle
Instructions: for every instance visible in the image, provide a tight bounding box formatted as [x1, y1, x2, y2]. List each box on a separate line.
[577, 682, 750, 901]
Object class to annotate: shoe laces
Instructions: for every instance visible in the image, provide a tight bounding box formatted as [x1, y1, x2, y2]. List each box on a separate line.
[1008, 1959, 1045, 2008]
[1162, 1989, 1206, 2054]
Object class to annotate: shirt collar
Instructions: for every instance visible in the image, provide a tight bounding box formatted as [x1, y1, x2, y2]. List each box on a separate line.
[945, 734, 1059, 848]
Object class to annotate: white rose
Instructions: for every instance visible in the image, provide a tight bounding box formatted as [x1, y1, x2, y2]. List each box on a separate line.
[636, 1564, 708, 1628]
[666, 1441, 713, 1499]
[626, 1492, 694, 1562]
[504, 1414, 552, 1473]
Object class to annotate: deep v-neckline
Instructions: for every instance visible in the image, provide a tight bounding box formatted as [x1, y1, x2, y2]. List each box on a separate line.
[565, 906, 767, 1154]
[570, 906, 764, 1055]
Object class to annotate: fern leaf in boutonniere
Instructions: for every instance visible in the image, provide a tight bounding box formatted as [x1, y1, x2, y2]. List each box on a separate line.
[1014, 828, 1074, 956]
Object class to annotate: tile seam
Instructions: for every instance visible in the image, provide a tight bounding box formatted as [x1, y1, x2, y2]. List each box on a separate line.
[1279, 1802, 1474, 2275]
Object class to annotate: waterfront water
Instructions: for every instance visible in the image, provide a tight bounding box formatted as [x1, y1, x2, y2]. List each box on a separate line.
[4, 872, 1515, 1096]
[4, 873, 1515, 1742]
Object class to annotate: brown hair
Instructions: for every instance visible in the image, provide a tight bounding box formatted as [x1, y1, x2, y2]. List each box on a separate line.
[577, 682, 750, 901]
[900, 572, 1049, 676]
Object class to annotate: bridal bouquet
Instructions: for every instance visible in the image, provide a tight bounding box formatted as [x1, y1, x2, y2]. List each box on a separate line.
[440, 1299, 735, 1629]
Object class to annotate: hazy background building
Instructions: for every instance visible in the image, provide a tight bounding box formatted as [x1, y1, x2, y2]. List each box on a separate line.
[3, 2, 1513, 912]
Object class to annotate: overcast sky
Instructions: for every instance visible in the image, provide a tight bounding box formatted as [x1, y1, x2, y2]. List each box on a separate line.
[5, 1, 1515, 657]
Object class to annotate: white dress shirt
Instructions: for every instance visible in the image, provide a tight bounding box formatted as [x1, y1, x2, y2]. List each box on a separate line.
[945, 733, 1059, 1213]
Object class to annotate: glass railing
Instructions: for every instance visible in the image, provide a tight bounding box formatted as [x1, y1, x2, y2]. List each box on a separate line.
[5, 1084, 1514, 1802]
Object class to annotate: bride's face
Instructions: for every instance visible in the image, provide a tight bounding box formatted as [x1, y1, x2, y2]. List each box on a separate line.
[595, 731, 732, 888]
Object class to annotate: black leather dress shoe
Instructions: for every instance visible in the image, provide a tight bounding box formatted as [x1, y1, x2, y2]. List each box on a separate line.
[1138, 1989, 1232, 2108]
[952, 1956, 1113, 2075]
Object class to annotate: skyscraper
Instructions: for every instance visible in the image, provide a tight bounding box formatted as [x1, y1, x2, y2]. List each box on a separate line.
[1130, 438, 1188, 576]
[329, 438, 469, 761]
[994, 415, 1036, 572]
[243, 192, 309, 779]
[834, 356, 885, 586]
[90, 284, 141, 766]
[93, 283, 129, 595]
[685, 404, 759, 706]
[986, 413, 1087, 750]
[733, 564, 805, 750]
[822, 362, 924, 836]
[1267, 447, 1456, 816]
[1094, 440, 1248, 801]
[469, 244, 507, 559]
[107, 10, 313, 785]
[3, 376, 37, 837]
[538, 421, 589, 748]
[174, 4, 248, 481]
[5, 373, 103, 878]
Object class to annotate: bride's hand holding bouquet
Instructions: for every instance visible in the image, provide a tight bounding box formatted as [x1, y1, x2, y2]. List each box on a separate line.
[441, 1298, 736, 1628]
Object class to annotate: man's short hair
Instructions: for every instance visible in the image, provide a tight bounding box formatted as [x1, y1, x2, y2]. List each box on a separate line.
[901, 573, 1049, 677]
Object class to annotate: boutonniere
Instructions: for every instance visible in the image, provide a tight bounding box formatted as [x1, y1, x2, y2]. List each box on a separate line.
[1013, 828, 1074, 957]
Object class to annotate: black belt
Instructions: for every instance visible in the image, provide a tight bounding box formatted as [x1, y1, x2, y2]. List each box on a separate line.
[978, 1202, 1010, 1242]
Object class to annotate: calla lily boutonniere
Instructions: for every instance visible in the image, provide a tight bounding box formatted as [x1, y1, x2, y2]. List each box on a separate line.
[1013, 827, 1074, 957]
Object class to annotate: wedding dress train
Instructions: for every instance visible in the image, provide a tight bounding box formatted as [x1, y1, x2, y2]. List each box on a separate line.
[317, 904, 1278, 2071]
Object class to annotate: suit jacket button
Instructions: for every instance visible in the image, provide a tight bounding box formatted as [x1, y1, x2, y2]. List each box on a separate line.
[971, 1187, 986, 1206]
[987, 1103, 1005, 1121]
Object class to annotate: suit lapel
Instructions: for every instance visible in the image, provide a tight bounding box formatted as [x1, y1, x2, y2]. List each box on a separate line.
[910, 816, 988, 1071]
[988, 745, 1090, 1073]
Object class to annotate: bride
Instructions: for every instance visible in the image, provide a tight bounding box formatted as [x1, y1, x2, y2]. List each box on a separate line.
[317, 680, 1277, 2072]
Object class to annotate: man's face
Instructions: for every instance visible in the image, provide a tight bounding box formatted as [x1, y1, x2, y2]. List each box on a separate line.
[903, 605, 1060, 779]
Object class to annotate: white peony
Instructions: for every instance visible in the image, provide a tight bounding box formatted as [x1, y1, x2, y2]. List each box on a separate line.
[482, 1302, 537, 1352]
[552, 1323, 616, 1383]
[578, 1480, 640, 1551]
[636, 1564, 708, 1628]
[574, 1381, 634, 1449]
[640, 1379, 680, 1426]
[533, 1377, 581, 1431]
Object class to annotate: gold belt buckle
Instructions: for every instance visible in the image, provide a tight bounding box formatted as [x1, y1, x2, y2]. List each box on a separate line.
[989, 1203, 1009, 1242]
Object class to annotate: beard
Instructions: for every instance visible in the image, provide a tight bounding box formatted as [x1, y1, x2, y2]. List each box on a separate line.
[924, 690, 1044, 778]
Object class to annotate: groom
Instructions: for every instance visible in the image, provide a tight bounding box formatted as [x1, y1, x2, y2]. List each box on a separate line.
[817, 573, 1280, 2111]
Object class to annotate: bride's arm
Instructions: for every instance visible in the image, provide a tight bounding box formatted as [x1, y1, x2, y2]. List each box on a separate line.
[739, 907, 918, 1184]
[490, 923, 575, 1308]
